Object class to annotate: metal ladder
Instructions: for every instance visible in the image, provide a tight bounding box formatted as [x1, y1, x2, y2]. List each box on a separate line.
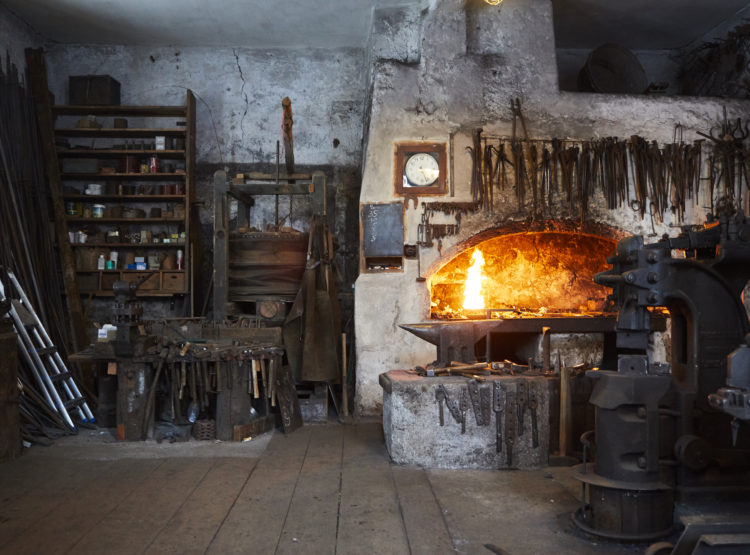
[0, 271, 94, 429]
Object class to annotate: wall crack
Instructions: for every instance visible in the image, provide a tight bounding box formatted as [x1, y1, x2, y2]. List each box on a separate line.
[233, 48, 250, 147]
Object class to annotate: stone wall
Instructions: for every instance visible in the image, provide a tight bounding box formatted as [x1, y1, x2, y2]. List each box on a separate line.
[353, 0, 750, 415]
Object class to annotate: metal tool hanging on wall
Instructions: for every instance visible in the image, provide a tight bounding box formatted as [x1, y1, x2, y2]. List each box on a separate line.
[467, 105, 741, 224]
[415, 201, 479, 281]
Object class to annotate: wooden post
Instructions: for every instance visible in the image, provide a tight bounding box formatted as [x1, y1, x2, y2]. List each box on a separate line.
[341, 332, 348, 417]
[213, 170, 229, 321]
[559, 366, 573, 456]
[116, 362, 152, 441]
[0, 321, 20, 461]
[311, 172, 326, 216]
[282, 97, 294, 174]
[25, 49, 89, 355]
[185, 91, 196, 316]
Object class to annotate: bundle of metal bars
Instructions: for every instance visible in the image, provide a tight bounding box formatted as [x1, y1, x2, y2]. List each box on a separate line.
[470, 128, 746, 223]
[0, 54, 77, 439]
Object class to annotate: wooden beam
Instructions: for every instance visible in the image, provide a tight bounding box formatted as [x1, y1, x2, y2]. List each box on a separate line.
[186, 90, 196, 317]
[229, 182, 314, 197]
[213, 170, 229, 321]
[282, 97, 294, 174]
[25, 48, 89, 354]
[232, 172, 311, 182]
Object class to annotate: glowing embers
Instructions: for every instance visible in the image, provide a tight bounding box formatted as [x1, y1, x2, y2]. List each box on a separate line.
[430, 231, 617, 319]
[462, 249, 486, 309]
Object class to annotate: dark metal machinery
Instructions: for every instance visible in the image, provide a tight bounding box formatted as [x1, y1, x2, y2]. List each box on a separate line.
[573, 208, 750, 541]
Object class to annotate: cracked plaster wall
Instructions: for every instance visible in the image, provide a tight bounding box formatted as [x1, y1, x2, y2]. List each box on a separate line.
[42, 43, 368, 319]
[44, 45, 365, 166]
[354, 0, 750, 415]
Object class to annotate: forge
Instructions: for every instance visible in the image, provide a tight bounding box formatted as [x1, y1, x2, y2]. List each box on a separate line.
[401, 225, 637, 370]
[380, 222, 662, 470]
[429, 230, 617, 319]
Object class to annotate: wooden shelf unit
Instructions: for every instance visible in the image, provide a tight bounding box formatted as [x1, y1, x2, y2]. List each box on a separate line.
[56, 91, 196, 303]
[57, 149, 185, 158]
[76, 269, 187, 296]
[60, 172, 186, 180]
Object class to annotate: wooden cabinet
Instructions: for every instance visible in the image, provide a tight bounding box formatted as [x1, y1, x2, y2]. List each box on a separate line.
[52, 91, 195, 301]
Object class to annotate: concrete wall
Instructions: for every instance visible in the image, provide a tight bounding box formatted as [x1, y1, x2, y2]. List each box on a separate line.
[0, 3, 43, 73]
[353, 0, 750, 414]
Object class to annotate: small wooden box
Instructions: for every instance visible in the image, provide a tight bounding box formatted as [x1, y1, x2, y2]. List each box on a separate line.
[101, 273, 119, 292]
[68, 75, 121, 106]
[122, 272, 160, 290]
[162, 272, 185, 291]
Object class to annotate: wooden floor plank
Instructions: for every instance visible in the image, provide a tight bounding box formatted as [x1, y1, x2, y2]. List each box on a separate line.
[69, 457, 214, 554]
[336, 423, 410, 555]
[426, 468, 640, 555]
[0, 457, 113, 550]
[276, 425, 344, 555]
[144, 457, 258, 555]
[207, 428, 313, 554]
[1, 458, 161, 555]
[392, 466, 454, 555]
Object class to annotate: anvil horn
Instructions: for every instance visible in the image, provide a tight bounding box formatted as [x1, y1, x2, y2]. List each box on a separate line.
[399, 323, 440, 345]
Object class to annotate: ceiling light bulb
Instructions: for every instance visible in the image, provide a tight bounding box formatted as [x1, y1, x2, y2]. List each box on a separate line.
[485, 0, 503, 5]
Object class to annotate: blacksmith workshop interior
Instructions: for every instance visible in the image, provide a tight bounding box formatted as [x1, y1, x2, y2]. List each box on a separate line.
[2, 0, 750, 553]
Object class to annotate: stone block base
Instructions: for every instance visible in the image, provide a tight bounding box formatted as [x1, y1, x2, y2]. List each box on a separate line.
[380, 370, 555, 469]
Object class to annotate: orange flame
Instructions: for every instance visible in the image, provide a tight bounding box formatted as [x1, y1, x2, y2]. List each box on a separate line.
[462, 249, 485, 309]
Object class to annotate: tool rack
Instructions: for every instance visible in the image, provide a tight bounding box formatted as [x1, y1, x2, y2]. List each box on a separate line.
[71, 322, 301, 441]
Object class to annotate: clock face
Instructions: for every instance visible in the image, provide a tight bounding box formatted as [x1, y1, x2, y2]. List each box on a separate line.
[404, 152, 440, 187]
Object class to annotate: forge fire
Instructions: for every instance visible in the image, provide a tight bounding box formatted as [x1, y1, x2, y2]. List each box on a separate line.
[430, 231, 617, 319]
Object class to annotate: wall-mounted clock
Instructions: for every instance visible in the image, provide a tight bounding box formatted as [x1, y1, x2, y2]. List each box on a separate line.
[394, 142, 447, 196]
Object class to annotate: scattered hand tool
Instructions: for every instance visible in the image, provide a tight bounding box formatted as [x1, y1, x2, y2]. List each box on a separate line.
[440, 384, 462, 424]
[480, 386, 492, 426]
[468, 379, 484, 426]
[504, 389, 516, 467]
[493, 382, 505, 453]
[261, 359, 269, 398]
[529, 383, 539, 449]
[251, 359, 260, 399]
[517, 380, 527, 436]
[436, 386, 446, 426]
